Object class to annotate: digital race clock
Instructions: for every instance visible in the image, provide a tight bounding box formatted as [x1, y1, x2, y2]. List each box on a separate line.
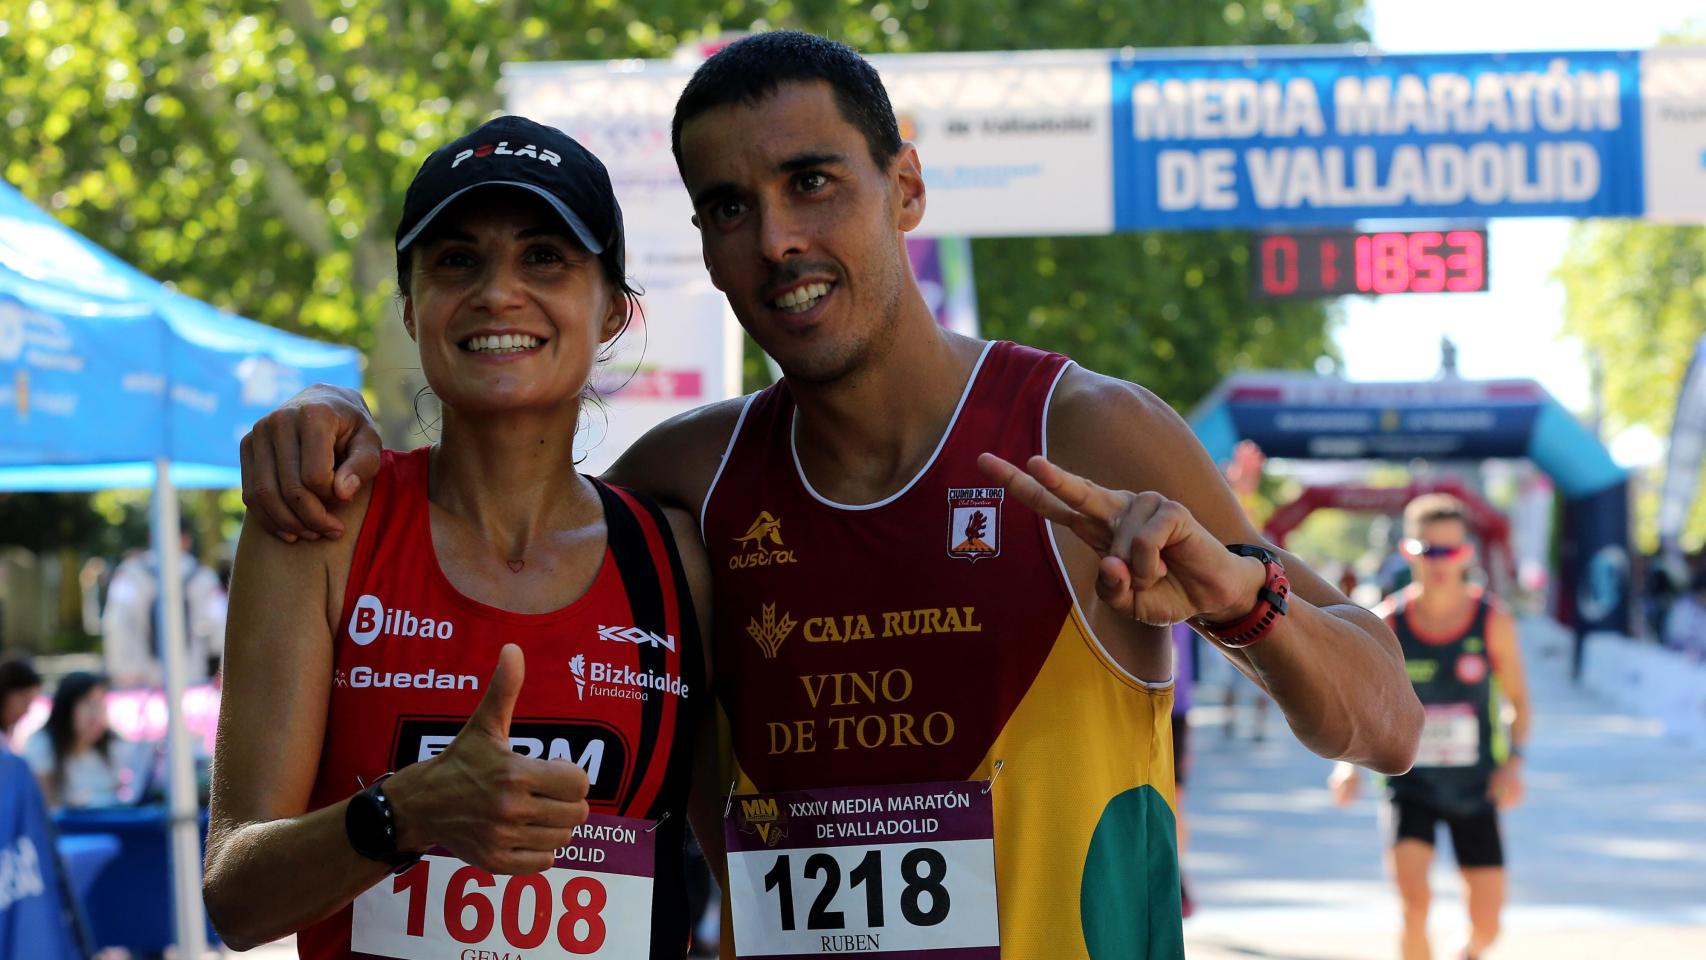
[1251, 228, 1489, 299]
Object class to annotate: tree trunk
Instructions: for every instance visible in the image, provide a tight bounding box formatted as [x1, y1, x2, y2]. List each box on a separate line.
[56, 545, 83, 643]
[356, 231, 430, 447]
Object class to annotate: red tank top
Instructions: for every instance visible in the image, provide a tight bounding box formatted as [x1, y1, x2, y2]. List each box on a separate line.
[702, 341, 1076, 790]
[298, 448, 702, 960]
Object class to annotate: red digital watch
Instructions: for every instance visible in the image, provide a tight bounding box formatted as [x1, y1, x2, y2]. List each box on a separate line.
[1191, 544, 1289, 649]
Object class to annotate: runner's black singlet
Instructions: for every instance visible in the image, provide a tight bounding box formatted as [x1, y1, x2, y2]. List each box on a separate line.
[1385, 587, 1504, 817]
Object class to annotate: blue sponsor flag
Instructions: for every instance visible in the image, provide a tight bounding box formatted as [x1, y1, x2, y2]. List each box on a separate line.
[1659, 335, 1706, 555]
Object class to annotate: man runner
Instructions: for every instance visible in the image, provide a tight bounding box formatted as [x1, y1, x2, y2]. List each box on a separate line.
[1332, 493, 1531, 960]
[239, 31, 1421, 959]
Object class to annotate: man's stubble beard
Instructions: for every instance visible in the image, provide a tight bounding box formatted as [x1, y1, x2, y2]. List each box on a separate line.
[767, 263, 908, 388]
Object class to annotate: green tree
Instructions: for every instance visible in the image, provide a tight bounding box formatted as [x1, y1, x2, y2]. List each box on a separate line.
[1559, 222, 1706, 549]
[3, 0, 1360, 447]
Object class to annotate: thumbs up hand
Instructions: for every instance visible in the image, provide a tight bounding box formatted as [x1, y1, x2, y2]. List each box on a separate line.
[384, 644, 591, 874]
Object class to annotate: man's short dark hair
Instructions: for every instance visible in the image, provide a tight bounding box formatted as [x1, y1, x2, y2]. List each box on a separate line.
[1403, 493, 1472, 540]
[671, 31, 903, 173]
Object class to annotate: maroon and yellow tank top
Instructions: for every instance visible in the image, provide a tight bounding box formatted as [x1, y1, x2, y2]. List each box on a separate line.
[703, 341, 1181, 959]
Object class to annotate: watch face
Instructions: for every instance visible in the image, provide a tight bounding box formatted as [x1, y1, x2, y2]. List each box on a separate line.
[347, 788, 396, 861]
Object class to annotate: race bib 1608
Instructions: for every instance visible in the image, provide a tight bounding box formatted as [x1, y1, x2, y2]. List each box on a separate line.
[352, 813, 656, 960]
[724, 780, 1000, 959]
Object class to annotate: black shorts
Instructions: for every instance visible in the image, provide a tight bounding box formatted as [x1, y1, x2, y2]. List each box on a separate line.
[1171, 713, 1190, 787]
[1384, 796, 1504, 868]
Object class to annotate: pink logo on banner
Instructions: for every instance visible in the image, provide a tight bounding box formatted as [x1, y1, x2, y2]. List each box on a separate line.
[606, 369, 703, 400]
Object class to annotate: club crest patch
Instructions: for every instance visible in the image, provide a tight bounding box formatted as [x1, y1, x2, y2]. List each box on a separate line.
[947, 487, 1002, 562]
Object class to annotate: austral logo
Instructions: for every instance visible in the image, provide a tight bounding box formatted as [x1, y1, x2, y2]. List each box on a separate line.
[947, 488, 1002, 562]
[393, 717, 628, 803]
[730, 510, 797, 570]
[347, 594, 454, 645]
[450, 141, 562, 169]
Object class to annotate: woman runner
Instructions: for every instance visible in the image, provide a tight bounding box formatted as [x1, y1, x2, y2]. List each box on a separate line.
[204, 116, 711, 960]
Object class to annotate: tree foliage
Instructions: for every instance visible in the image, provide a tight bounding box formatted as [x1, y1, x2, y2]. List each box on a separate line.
[1559, 222, 1706, 547]
[3, 0, 1363, 446]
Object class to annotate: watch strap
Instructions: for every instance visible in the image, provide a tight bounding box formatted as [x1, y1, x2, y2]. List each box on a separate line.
[1192, 544, 1290, 649]
[347, 773, 423, 873]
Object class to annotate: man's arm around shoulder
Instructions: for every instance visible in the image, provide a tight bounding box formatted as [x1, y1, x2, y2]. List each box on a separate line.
[602, 395, 750, 517]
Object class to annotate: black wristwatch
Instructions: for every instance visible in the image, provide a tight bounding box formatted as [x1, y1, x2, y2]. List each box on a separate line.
[345, 773, 422, 873]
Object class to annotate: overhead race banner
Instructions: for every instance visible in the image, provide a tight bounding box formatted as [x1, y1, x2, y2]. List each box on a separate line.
[505, 45, 1703, 464]
[513, 46, 1705, 242]
[1113, 50, 1647, 227]
[1108, 47, 1706, 227]
[1215, 377, 1548, 461]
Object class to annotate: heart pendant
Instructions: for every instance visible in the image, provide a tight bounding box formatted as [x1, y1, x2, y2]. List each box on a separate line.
[506, 559, 525, 573]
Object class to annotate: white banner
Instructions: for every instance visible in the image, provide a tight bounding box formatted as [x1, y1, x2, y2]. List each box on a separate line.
[507, 51, 1116, 240]
[1641, 48, 1706, 224]
[503, 44, 1706, 467]
[507, 65, 742, 475]
[874, 50, 1114, 237]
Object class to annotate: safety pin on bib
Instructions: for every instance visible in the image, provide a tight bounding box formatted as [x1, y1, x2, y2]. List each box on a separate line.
[982, 759, 1006, 795]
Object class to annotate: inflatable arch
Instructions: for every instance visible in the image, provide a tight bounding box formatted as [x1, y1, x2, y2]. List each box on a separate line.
[1189, 373, 1630, 639]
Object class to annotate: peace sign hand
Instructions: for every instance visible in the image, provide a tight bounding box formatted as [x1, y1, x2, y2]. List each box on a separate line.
[977, 453, 1265, 626]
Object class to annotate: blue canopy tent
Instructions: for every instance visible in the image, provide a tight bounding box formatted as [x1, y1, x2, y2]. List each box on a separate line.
[0, 179, 362, 954]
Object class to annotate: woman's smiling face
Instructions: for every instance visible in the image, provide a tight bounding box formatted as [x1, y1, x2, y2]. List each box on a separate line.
[404, 189, 626, 418]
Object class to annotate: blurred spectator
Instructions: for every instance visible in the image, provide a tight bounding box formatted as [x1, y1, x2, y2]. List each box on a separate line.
[1661, 566, 1706, 659]
[1378, 545, 1414, 596]
[101, 522, 228, 687]
[1640, 556, 1678, 641]
[23, 671, 121, 809]
[0, 657, 42, 746]
[1336, 565, 1360, 599]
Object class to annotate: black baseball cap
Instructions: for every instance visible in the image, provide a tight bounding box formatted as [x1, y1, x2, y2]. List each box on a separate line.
[395, 115, 624, 276]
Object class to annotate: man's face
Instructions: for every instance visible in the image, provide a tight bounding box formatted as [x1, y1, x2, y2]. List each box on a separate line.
[678, 80, 925, 384]
[1404, 518, 1474, 588]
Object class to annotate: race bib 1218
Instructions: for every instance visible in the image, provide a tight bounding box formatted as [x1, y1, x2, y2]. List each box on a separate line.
[352, 813, 656, 960]
[725, 781, 999, 959]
